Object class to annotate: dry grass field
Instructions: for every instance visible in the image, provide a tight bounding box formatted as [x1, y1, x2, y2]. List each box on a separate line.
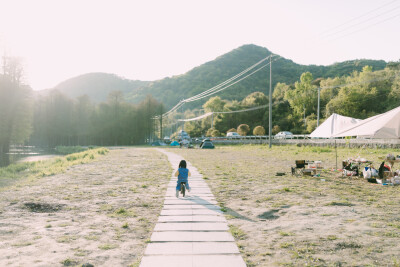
[0, 148, 171, 266]
[1, 145, 400, 266]
[172, 144, 400, 266]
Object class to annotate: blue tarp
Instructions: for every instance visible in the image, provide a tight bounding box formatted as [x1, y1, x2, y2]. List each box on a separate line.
[170, 141, 180, 146]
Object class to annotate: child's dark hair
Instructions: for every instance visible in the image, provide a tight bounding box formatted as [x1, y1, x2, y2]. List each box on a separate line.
[179, 160, 187, 169]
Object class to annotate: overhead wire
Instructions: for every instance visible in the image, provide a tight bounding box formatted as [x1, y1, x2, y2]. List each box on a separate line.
[183, 55, 271, 102]
[318, 0, 399, 39]
[327, 11, 400, 41]
[154, 55, 279, 119]
[184, 56, 280, 103]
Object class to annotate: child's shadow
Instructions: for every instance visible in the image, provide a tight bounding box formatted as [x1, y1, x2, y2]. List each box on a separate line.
[185, 196, 256, 222]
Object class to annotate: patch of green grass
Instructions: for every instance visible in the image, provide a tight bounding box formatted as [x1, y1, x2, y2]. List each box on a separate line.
[61, 258, 79, 266]
[326, 201, 354, 207]
[0, 148, 109, 190]
[229, 225, 247, 240]
[122, 222, 129, 229]
[279, 231, 294, 236]
[56, 235, 78, 243]
[327, 235, 338, 240]
[280, 242, 294, 248]
[336, 241, 362, 249]
[12, 241, 32, 247]
[98, 243, 118, 250]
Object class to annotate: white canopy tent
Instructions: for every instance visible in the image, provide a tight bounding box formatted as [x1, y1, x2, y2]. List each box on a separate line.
[310, 113, 361, 138]
[333, 106, 400, 139]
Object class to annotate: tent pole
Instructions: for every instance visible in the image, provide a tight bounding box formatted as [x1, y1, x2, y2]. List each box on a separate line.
[335, 139, 338, 170]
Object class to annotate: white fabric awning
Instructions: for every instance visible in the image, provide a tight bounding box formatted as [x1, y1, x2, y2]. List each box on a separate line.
[310, 113, 360, 138]
[333, 106, 400, 139]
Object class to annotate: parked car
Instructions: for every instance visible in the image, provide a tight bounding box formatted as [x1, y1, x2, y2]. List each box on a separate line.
[274, 131, 294, 139]
[226, 132, 241, 138]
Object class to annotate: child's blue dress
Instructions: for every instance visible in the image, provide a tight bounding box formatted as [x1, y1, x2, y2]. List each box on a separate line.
[176, 167, 190, 190]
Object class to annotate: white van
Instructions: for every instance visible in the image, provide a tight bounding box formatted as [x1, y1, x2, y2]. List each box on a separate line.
[226, 132, 241, 138]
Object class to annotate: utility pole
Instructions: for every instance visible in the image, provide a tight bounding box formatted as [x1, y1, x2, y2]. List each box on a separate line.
[159, 105, 163, 140]
[317, 87, 320, 127]
[211, 112, 214, 129]
[268, 55, 272, 148]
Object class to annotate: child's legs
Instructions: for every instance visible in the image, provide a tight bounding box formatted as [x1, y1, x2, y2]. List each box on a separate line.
[176, 182, 181, 191]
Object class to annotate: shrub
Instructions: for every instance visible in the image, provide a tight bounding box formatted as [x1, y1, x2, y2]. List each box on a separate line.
[237, 124, 250, 136]
[206, 128, 214, 137]
[227, 128, 236, 133]
[211, 129, 221, 137]
[272, 125, 281, 134]
[253, 126, 266, 135]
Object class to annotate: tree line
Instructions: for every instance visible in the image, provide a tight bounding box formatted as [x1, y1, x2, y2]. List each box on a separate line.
[0, 57, 163, 154]
[1, 55, 399, 155]
[174, 63, 400, 137]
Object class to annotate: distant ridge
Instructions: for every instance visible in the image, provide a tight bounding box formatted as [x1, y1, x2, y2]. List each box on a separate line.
[49, 44, 387, 108]
[54, 73, 150, 103]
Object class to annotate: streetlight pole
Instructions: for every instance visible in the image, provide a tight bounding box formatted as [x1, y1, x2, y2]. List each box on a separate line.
[268, 55, 272, 148]
[317, 87, 320, 127]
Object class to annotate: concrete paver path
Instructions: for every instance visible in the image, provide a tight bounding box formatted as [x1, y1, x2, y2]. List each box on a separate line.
[140, 149, 246, 267]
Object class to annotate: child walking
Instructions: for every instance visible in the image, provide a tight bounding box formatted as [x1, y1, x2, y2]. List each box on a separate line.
[174, 160, 191, 197]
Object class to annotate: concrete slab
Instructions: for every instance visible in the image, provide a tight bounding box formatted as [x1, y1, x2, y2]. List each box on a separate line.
[151, 231, 234, 242]
[154, 223, 229, 231]
[145, 242, 239, 255]
[164, 199, 217, 205]
[158, 215, 226, 222]
[140, 255, 246, 267]
[161, 209, 223, 216]
[162, 204, 221, 210]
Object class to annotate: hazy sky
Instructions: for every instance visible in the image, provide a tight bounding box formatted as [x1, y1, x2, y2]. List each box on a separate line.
[0, 0, 399, 90]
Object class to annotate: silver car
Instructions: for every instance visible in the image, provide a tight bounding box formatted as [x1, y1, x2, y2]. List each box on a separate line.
[274, 131, 294, 139]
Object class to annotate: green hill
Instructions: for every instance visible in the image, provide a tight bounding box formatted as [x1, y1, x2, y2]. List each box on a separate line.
[125, 44, 386, 109]
[52, 45, 386, 108]
[54, 73, 150, 103]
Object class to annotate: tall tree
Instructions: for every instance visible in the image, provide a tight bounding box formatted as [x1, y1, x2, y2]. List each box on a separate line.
[0, 56, 32, 154]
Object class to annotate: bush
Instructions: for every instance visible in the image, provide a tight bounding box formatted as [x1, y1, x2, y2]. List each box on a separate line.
[227, 128, 236, 133]
[272, 125, 281, 135]
[253, 126, 266, 135]
[206, 128, 215, 137]
[237, 124, 250, 136]
[211, 129, 221, 137]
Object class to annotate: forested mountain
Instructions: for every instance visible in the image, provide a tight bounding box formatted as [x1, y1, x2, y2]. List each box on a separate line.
[50, 45, 386, 110]
[125, 44, 386, 110]
[54, 73, 150, 103]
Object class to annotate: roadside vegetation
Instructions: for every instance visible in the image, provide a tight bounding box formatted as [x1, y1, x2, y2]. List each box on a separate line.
[55, 146, 89, 155]
[0, 147, 109, 189]
[173, 145, 400, 266]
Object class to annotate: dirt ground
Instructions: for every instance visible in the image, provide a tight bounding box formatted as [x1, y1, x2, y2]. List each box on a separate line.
[172, 145, 400, 266]
[0, 148, 171, 267]
[2, 145, 400, 267]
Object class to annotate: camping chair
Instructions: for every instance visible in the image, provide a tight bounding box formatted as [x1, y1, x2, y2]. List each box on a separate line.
[291, 160, 305, 176]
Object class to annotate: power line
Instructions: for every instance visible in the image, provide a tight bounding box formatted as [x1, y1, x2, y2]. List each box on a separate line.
[154, 55, 279, 119]
[328, 11, 400, 41]
[318, 0, 399, 38]
[184, 56, 271, 102]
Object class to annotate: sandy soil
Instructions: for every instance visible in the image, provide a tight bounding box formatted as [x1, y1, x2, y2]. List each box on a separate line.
[173, 145, 400, 266]
[0, 148, 171, 267]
